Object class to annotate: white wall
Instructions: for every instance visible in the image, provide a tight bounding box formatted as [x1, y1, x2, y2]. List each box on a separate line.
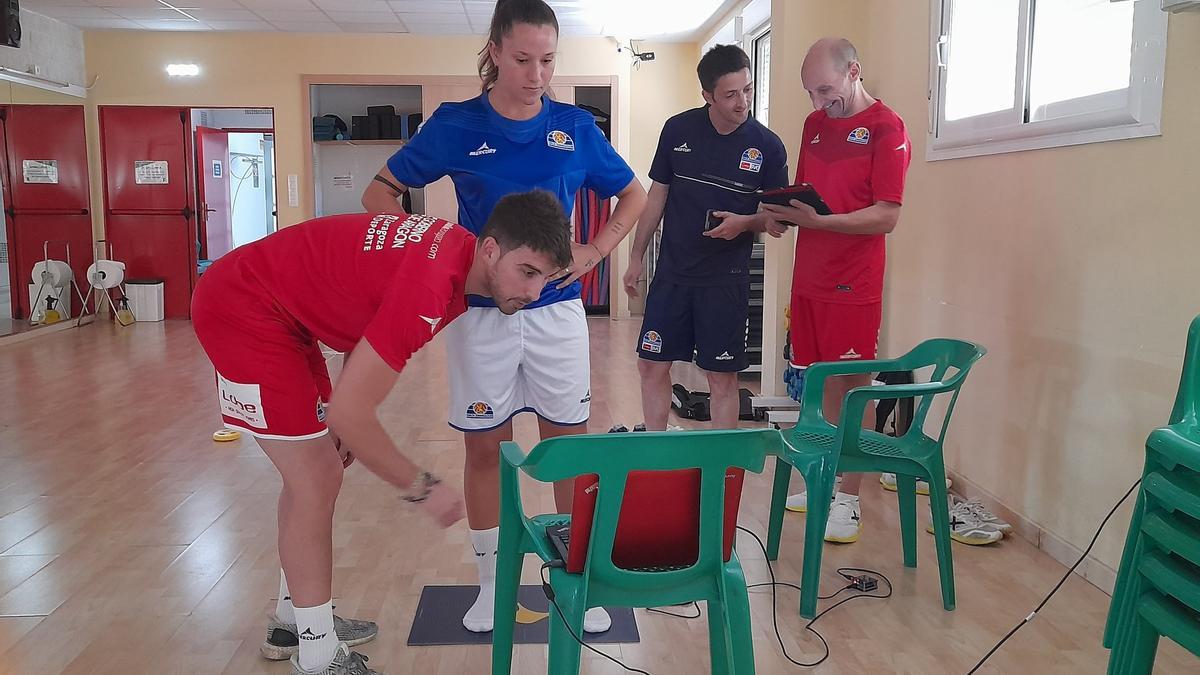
[1, 10, 85, 96]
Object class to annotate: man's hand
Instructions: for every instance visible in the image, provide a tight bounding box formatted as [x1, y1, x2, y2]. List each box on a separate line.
[555, 242, 603, 289]
[761, 199, 822, 230]
[420, 482, 466, 528]
[703, 211, 754, 240]
[623, 256, 644, 298]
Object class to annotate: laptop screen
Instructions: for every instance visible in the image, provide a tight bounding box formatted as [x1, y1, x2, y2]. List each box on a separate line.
[561, 467, 746, 574]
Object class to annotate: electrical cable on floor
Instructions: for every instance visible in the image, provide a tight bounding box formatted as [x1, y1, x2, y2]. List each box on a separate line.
[965, 479, 1142, 674]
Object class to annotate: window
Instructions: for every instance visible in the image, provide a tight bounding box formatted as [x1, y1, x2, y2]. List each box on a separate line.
[753, 29, 771, 125]
[929, 0, 1168, 160]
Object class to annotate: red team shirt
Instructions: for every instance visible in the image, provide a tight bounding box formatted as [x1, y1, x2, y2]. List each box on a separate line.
[193, 213, 475, 438]
[241, 213, 474, 370]
[793, 100, 911, 305]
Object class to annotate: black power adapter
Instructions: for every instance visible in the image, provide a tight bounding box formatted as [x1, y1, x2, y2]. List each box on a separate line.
[850, 575, 879, 593]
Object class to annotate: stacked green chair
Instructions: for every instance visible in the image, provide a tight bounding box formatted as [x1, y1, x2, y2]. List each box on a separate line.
[765, 338, 987, 618]
[1104, 315, 1200, 674]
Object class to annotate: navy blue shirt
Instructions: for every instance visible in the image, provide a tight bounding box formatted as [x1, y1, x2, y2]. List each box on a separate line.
[387, 93, 634, 308]
[649, 107, 788, 286]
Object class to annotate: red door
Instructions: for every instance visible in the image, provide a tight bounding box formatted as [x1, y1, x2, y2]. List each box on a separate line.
[0, 108, 13, 317]
[100, 106, 196, 319]
[195, 126, 232, 261]
[2, 105, 93, 319]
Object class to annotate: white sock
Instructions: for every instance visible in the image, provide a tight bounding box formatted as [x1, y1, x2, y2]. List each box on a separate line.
[294, 600, 338, 672]
[276, 569, 296, 624]
[463, 527, 499, 633]
[584, 606, 612, 633]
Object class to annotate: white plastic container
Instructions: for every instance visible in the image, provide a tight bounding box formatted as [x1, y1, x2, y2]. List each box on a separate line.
[125, 279, 164, 322]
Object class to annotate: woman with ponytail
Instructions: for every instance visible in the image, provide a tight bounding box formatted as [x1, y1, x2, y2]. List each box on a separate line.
[362, 0, 647, 637]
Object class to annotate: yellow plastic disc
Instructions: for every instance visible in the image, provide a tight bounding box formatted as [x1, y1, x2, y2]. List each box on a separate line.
[212, 428, 242, 442]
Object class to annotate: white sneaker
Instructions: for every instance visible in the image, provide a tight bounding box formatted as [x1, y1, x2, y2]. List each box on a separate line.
[954, 496, 1012, 534]
[823, 493, 862, 544]
[927, 500, 1003, 546]
[785, 477, 841, 513]
[584, 606, 611, 633]
[879, 472, 952, 495]
[785, 491, 810, 512]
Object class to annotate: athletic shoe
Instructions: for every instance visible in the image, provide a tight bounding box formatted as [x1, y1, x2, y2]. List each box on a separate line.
[290, 642, 379, 675]
[880, 472, 952, 495]
[784, 476, 842, 513]
[926, 504, 1003, 545]
[954, 496, 1012, 534]
[823, 494, 862, 544]
[262, 614, 378, 661]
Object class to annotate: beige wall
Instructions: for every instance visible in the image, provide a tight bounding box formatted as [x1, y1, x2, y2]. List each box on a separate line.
[770, 3, 1200, 573]
[628, 42, 704, 188]
[1, 81, 84, 105]
[80, 31, 647, 232]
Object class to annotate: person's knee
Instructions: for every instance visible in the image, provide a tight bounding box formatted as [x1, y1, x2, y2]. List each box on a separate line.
[706, 371, 739, 397]
[464, 436, 502, 472]
[638, 358, 671, 382]
[281, 459, 343, 510]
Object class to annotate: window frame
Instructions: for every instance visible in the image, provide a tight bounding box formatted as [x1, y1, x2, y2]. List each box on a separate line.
[927, 0, 1169, 161]
[750, 25, 771, 125]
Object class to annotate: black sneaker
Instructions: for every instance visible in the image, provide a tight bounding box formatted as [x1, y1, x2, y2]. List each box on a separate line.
[262, 613, 379, 661]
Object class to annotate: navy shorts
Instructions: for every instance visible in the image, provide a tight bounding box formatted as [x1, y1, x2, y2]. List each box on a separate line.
[636, 278, 749, 372]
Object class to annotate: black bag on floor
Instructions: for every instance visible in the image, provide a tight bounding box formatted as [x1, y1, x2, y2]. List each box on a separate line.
[670, 385, 765, 422]
[671, 384, 710, 421]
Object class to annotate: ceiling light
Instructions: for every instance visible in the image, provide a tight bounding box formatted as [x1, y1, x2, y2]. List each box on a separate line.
[166, 63, 200, 77]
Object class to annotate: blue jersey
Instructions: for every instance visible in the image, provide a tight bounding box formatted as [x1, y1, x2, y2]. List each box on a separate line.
[387, 93, 634, 308]
[649, 107, 788, 286]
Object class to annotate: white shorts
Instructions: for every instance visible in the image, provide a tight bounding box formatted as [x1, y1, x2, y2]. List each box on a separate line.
[445, 299, 591, 432]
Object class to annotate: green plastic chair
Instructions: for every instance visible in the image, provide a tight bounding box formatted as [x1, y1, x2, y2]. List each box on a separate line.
[765, 338, 987, 619]
[1104, 315, 1200, 657]
[491, 428, 785, 675]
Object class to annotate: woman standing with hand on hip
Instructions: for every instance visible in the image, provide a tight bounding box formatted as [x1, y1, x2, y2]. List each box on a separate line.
[362, 0, 647, 636]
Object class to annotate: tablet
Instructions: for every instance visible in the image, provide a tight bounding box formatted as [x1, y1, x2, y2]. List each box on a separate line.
[757, 183, 833, 217]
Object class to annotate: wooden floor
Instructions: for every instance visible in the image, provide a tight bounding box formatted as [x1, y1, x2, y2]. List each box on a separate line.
[0, 319, 1191, 674]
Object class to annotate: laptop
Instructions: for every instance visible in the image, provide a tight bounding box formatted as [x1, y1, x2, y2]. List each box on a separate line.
[546, 467, 746, 574]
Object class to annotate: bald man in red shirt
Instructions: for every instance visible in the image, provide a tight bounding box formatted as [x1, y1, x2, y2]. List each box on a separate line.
[763, 38, 911, 544]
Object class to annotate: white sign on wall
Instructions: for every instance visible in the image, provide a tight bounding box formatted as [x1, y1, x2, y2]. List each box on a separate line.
[22, 160, 59, 184]
[134, 160, 169, 185]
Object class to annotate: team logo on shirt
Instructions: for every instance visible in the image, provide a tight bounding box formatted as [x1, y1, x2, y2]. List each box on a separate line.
[547, 130, 575, 151]
[810, 133, 821, 144]
[641, 330, 663, 354]
[715, 351, 735, 361]
[840, 348, 862, 360]
[673, 142, 692, 153]
[419, 315, 442, 333]
[739, 147, 763, 173]
[468, 142, 497, 156]
[467, 401, 495, 420]
[847, 127, 871, 144]
[316, 401, 327, 423]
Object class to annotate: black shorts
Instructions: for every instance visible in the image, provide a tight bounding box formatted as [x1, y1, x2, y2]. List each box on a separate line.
[636, 278, 749, 372]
